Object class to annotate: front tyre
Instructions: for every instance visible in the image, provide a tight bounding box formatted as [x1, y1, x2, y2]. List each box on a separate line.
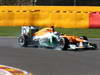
[62, 38, 70, 50]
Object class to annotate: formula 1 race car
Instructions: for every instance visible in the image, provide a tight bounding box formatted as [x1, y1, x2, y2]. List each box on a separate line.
[18, 26, 97, 50]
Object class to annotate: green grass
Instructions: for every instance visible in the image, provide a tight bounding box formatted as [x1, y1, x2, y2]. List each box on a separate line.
[56, 28, 100, 38]
[0, 26, 100, 38]
[0, 26, 21, 36]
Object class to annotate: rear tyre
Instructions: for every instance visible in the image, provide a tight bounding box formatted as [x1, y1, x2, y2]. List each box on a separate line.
[62, 38, 70, 51]
[18, 35, 28, 47]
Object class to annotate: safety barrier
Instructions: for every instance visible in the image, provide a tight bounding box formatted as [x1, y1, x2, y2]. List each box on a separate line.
[0, 6, 100, 28]
[89, 12, 100, 28]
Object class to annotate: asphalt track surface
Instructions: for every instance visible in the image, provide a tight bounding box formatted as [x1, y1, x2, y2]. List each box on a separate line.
[0, 37, 100, 75]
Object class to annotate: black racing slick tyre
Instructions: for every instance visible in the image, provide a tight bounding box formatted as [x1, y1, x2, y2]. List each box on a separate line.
[18, 36, 28, 47]
[62, 38, 70, 50]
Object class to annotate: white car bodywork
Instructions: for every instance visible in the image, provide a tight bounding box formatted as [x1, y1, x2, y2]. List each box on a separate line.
[21, 26, 35, 35]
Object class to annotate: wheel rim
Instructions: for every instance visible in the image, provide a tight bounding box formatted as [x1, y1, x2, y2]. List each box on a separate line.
[59, 38, 65, 49]
[18, 37, 25, 46]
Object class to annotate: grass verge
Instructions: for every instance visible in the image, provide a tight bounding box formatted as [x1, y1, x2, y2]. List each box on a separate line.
[56, 28, 100, 38]
[0, 26, 100, 38]
[0, 26, 20, 37]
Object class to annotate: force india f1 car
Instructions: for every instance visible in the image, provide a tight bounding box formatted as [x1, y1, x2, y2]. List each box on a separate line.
[18, 26, 97, 50]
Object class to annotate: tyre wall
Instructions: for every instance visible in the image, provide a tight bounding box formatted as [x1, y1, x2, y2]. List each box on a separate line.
[0, 6, 100, 28]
